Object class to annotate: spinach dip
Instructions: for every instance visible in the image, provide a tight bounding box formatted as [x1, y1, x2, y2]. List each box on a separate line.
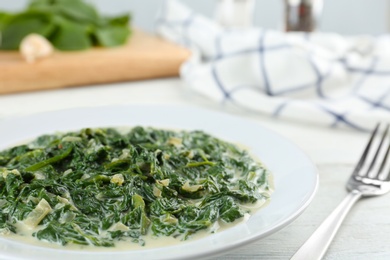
[0, 127, 273, 248]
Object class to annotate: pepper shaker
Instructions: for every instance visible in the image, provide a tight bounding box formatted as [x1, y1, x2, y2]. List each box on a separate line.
[284, 0, 323, 32]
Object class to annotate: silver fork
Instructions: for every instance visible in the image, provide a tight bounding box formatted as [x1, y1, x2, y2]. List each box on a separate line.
[291, 123, 390, 260]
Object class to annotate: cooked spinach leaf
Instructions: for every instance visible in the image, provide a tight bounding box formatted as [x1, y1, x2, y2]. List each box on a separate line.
[0, 127, 272, 247]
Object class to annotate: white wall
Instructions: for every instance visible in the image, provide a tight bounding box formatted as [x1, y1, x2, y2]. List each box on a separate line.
[0, 0, 388, 35]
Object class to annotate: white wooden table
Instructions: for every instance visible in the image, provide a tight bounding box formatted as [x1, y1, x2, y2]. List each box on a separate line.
[0, 78, 389, 259]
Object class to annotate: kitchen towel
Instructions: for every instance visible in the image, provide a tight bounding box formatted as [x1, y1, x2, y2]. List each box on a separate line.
[156, 0, 390, 131]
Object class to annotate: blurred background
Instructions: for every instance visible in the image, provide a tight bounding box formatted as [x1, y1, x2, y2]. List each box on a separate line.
[1, 0, 389, 35]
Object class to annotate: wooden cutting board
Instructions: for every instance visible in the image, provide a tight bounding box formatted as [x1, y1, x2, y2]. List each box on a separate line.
[0, 30, 190, 95]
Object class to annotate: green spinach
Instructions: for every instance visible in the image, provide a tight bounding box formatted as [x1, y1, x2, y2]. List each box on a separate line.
[0, 127, 272, 247]
[0, 0, 131, 50]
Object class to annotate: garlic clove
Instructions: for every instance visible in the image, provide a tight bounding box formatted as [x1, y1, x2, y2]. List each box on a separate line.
[20, 34, 54, 63]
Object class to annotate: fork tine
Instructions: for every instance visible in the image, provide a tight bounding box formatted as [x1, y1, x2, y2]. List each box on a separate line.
[378, 125, 390, 181]
[366, 124, 389, 177]
[376, 124, 390, 179]
[352, 123, 380, 176]
[381, 143, 390, 181]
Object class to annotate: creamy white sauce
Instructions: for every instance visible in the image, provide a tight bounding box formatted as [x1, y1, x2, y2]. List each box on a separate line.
[2, 212, 256, 251]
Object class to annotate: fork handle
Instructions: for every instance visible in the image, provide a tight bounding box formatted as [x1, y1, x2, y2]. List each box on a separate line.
[290, 190, 362, 260]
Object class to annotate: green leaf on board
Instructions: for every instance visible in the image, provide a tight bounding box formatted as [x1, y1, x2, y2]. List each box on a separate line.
[0, 0, 131, 51]
[0, 11, 54, 50]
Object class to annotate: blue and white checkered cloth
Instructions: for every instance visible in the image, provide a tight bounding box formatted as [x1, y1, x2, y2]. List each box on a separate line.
[156, 0, 390, 131]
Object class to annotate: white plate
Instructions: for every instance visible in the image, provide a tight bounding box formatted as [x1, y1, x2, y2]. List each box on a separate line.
[0, 105, 318, 260]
